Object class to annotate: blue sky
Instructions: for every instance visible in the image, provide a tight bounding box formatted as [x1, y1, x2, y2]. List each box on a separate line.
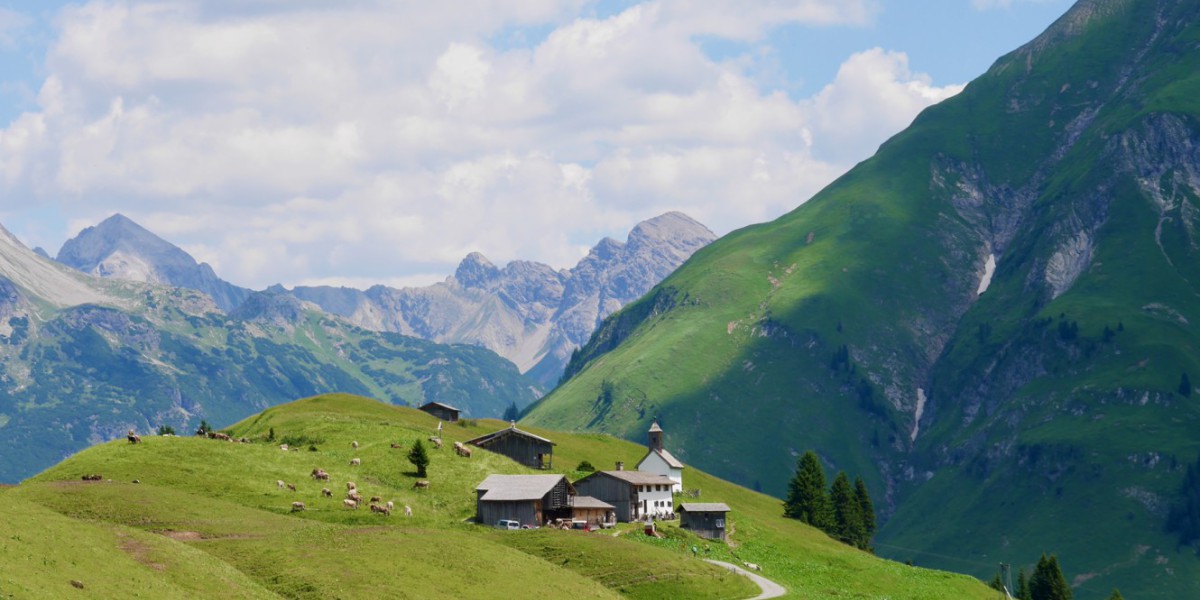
[0, 0, 1072, 289]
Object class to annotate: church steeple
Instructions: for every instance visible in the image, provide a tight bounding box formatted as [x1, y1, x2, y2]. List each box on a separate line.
[648, 419, 663, 452]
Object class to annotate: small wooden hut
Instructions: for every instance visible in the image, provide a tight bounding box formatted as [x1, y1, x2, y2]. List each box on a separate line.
[467, 423, 554, 469]
[418, 401, 461, 422]
[475, 474, 574, 527]
[571, 495, 615, 526]
[679, 502, 731, 541]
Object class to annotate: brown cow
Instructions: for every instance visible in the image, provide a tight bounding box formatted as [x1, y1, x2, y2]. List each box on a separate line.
[413, 480, 430, 490]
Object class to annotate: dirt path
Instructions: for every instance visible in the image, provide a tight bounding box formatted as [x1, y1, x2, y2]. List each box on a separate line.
[704, 559, 786, 599]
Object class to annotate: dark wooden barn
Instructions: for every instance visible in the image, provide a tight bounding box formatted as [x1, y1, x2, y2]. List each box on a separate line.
[679, 502, 731, 541]
[475, 474, 574, 527]
[572, 469, 676, 522]
[467, 424, 554, 469]
[418, 401, 461, 422]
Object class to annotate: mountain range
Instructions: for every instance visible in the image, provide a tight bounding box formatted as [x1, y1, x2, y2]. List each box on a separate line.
[0, 224, 537, 483]
[524, 0, 1200, 597]
[55, 212, 715, 388]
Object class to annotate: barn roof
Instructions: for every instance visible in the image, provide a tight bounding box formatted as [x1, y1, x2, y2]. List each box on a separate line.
[639, 448, 685, 469]
[419, 401, 461, 413]
[572, 495, 615, 510]
[476, 474, 572, 501]
[679, 502, 731, 513]
[467, 423, 555, 447]
[579, 470, 676, 486]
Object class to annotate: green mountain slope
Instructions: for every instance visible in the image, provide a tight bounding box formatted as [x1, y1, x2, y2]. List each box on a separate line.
[525, 0, 1200, 597]
[0, 230, 538, 484]
[2, 394, 991, 599]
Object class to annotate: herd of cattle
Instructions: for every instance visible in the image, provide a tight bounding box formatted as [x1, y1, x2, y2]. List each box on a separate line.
[113, 425, 486, 520]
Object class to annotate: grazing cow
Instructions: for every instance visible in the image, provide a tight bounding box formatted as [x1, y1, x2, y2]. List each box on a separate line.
[404, 505, 413, 517]
[370, 496, 382, 503]
[370, 504, 391, 516]
[127, 430, 142, 444]
[291, 501, 306, 512]
[413, 480, 430, 490]
[346, 482, 357, 491]
[211, 432, 232, 441]
[386, 501, 394, 512]
[279, 444, 289, 451]
[349, 457, 361, 467]
[743, 562, 762, 572]
[321, 488, 333, 498]
[343, 499, 358, 510]
[277, 480, 286, 489]
[348, 491, 364, 505]
[431, 438, 443, 450]
[311, 468, 329, 481]
[456, 445, 472, 458]
[453, 441, 464, 452]
[351, 440, 359, 450]
[287, 483, 297, 492]
[390, 443, 402, 449]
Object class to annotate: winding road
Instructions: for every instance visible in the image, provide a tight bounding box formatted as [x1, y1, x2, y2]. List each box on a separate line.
[704, 559, 787, 599]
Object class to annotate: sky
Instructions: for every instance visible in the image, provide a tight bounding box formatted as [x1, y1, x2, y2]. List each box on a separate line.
[0, 0, 1073, 290]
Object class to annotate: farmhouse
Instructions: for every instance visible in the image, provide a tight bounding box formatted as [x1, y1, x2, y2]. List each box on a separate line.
[679, 502, 731, 541]
[467, 423, 555, 469]
[573, 467, 675, 522]
[636, 419, 684, 493]
[418, 401, 461, 422]
[475, 474, 574, 527]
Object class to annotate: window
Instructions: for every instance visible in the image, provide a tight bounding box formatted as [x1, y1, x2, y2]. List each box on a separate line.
[715, 518, 725, 528]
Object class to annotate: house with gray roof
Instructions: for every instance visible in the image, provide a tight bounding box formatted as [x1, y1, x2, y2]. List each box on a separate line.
[572, 467, 676, 522]
[475, 474, 574, 527]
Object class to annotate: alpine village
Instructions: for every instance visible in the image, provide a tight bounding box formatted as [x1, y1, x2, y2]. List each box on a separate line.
[3, 1, 1200, 599]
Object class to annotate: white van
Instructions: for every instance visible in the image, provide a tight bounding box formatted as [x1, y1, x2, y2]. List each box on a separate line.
[495, 519, 520, 530]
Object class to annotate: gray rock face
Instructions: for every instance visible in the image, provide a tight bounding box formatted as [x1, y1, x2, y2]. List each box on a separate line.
[292, 212, 716, 387]
[57, 214, 252, 312]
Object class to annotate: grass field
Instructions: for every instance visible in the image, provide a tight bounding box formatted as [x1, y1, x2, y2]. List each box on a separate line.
[3, 393, 992, 599]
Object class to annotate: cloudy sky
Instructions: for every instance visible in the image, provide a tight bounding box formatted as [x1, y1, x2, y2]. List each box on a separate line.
[0, 0, 1071, 290]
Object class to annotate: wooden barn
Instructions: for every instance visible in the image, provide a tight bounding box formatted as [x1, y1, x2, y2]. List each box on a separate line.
[571, 495, 616, 526]
[475, 474, 575, 527]
[467, 423, 554, 469]
[418, 401, 461, 422]
[572, 468, 675, 522]
[679, 503, 731, 541]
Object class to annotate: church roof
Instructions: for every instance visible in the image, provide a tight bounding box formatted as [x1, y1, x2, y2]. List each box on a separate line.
[639, 448, 685, 469]
[648, 420, 663, 433]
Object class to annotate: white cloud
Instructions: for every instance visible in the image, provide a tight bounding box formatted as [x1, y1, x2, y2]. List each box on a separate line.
[0, 0, 959, 290]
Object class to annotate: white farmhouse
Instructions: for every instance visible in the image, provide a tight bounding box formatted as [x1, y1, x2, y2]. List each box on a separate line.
[636, 419, 684, 493]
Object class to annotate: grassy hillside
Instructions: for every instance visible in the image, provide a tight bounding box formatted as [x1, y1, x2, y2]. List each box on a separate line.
[524, 1, 1200, 597]
[3, 394, 992, 599]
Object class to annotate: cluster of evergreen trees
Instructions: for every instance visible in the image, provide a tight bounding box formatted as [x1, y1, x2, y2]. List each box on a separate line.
[989, 554, 1123, 600]
[782, 451, 875, 550]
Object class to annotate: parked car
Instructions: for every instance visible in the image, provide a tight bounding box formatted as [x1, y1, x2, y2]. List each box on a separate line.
[495, 519, 520, 530]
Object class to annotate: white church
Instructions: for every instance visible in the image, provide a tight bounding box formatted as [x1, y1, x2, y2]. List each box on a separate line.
[636, 419, 684, 493]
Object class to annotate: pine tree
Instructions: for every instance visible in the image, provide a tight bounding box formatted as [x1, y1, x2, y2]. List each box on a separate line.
[1167, 451, 1200, 548]
[1179, 372, 1192, 397]
[502, 402, 519, 422]
[988, 572, 1005, 592]
[854, 476, 876, 544]
[783, 451, 832, 530]
[1030, 554, 1072, 600]
[408, 439, 430, 477]
[830, 471, 867, 548]
[1106, 589, 1124, 600]
[1017, 567, 1032, 600]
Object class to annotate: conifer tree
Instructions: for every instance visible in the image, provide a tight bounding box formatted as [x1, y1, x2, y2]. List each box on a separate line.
[783, 451, 832, 530]
[1017, 567, 1032, 600]
[1106, 589, 1124, 600]
[408, 439, 430, 477]
[1180, 372, 1192, 397]
[1030, 554, 1072, 600]
[830, 471, 867, 548]
[854, 476, 876, 543]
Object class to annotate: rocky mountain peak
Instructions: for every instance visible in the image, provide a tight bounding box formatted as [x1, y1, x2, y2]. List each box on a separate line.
[56, 214, 251, 312]
[627, 211, 715, 249]
[454, 252, 501, 289]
